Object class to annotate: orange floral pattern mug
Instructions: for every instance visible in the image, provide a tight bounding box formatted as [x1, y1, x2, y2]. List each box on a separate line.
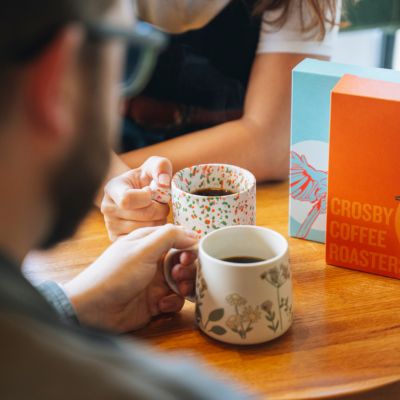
[171, 164, 256, 236]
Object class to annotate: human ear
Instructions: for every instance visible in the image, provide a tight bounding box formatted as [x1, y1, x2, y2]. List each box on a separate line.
[24, 25, 84, 145]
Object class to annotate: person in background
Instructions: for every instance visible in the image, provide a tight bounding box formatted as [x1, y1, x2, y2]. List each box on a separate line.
[0, 0, 251, 398]
[101, 0, 342, 240]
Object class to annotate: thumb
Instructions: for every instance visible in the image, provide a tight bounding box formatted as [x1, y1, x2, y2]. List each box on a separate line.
[104, 173, 132, 205]
[142, 156, 173, 188]
[105, 172, 152, 210]
[140, 224, 199, 262]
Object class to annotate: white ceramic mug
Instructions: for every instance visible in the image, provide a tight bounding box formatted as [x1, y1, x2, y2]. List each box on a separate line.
[164, 225, 293, 345]
[170, 164, 256, 237]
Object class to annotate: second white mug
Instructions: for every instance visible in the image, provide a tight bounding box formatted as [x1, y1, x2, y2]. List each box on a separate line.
[164, 225, 293, 345]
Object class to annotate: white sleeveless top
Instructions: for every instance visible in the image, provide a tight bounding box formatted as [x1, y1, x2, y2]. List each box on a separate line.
[257, 0, 342, 56]
[137, 0, 342, 57]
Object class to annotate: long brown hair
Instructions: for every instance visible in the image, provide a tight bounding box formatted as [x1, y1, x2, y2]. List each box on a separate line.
[253, 0, 338, 40]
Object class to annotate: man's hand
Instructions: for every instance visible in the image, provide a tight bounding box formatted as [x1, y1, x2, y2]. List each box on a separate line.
[101, 156, 172, 241]
[63, 224, 198, 332]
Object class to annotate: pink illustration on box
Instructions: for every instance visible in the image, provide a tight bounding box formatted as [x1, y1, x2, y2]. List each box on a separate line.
[290, 151, 327, 239]
[172, 164, 256, 236]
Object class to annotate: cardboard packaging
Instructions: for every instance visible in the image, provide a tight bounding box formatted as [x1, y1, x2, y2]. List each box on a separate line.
[290, 58, 400, 243]
[326, 74, 400, 279]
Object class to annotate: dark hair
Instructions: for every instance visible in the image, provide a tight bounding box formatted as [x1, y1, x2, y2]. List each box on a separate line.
[0, 0, 115, 63]
[0, 0, 115, 118]
[253, 0, 338, 40]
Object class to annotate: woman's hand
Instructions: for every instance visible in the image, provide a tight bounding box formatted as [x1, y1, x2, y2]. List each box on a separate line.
[64, 224, 198, 332]
[101, 156, 172, 241]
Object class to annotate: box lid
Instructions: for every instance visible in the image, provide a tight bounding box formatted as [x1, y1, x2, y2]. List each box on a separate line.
[293, 58, 400, 84]
[332, 74, 400, 101]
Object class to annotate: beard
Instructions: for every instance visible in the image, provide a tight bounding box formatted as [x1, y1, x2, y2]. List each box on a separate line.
[39, 86, 112, 249]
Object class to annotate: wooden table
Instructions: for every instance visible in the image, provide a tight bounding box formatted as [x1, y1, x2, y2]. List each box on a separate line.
[23, 182, 400, 399]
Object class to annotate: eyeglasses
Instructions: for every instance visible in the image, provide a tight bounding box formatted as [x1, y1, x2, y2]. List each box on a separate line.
[87, 21, 168, 97]
[0, 20, 166, 98]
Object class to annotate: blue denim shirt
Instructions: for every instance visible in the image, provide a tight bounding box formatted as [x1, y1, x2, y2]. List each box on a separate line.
[37, 280, 79, 325]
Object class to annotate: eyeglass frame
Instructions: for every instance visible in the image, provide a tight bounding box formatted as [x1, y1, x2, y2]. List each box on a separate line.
[0, 20, 168, 98]
[86, 21, 168, 97]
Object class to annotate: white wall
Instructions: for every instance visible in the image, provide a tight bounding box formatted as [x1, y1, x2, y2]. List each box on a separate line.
[332, 29, 383, 68]
[392, 30, 400, 70]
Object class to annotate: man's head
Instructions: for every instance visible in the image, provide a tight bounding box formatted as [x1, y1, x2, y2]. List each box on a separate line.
[0, 0, 134, 252]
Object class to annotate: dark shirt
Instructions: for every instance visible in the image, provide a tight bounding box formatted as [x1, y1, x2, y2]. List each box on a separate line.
[0, 252, 254, 399]
[122, 0, 261, 151]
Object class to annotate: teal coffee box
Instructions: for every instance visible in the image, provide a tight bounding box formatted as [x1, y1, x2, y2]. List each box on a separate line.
[289, 58, 400, 243]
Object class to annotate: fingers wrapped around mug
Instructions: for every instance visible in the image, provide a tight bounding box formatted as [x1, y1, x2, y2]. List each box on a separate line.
[171, 252, 197, 297]
[101, 192, 169, 240]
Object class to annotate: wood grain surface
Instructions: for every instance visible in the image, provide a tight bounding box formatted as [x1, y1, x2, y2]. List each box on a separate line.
[23, 182, 400, 399]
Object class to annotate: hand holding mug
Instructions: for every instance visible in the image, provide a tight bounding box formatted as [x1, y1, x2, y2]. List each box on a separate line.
[101, 156, 172, 241]
[163, 226, 293, 345]
[64, 224, 198, 332]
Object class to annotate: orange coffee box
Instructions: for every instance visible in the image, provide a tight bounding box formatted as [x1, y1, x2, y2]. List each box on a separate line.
[326, 74, 400, 279]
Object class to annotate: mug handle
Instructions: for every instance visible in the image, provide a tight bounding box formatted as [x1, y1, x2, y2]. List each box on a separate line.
[163, 244, 198, 303]
[150, 180, 171, 204]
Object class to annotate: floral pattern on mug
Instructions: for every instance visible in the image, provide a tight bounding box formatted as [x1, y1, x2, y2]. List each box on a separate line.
[172, 164, 256, 236]
[225, 293, 262, 339]
[260, 264, 293, 333]
[195, 262, 292, 341]
[195, 262, 292, 342]
[195, 267, 207, 327]
[196, 267, 227, 336]
[197, 290, 264, 340]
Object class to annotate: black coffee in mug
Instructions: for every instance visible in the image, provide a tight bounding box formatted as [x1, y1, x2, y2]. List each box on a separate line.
[221, 256, 266, 264]
[192, 188, 235, 197]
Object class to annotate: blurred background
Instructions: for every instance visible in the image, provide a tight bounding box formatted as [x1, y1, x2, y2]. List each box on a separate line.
[335, 0, 400, 69]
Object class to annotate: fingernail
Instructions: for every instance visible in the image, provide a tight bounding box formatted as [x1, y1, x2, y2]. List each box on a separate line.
[158, 173, 170, 187]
